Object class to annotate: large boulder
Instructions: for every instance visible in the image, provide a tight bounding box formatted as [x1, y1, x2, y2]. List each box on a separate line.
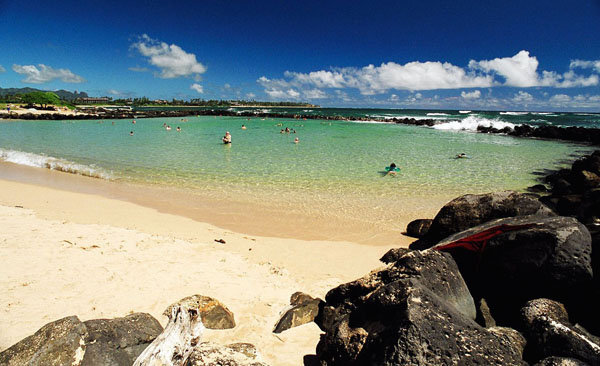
[410, 191, 554, 249]
[433, 215, 593, 326]
[0, 313, 162, 366]
[521, 298, 600, 365]
[0, 316, 87, 366]
[273, 292, 324, 333]
[316, 250, 526, 365]
[163, 295, 235, 329]
[80, 313, 163, 366]
[186, 342, 269, 366]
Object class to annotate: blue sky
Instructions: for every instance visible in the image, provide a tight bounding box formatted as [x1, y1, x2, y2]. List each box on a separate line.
[1, 0, 599, 111]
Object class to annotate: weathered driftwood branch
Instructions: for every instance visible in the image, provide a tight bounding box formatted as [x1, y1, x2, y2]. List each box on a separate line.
[133, 303, 205, 366]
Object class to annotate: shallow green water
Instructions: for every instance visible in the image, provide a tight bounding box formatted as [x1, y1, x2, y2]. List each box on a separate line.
[0, 115, 592, 233]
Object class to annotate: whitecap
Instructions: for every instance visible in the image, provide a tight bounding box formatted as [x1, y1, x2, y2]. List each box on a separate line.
[500, 111, 528, 116]
[432, 116, 516, 132]
[426, 113, 449, 116]
[459, 110, 471, 114]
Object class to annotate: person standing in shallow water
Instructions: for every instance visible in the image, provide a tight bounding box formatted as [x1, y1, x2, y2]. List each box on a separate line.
[222, 131, 232, 144]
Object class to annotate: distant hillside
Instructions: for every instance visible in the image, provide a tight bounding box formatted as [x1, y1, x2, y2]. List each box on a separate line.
[0, 87, 88, 100]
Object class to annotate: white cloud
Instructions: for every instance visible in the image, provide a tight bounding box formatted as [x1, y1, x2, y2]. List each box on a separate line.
[470, 51, 598, 88]
[265, 88, 300, 99]
[258, 51, 599, 99]
[12, 64, 85, 84]
[284, 70, 346, 88]
[390, 94, 399, 102]
[131, 34, 206, 79]
[570, 59, 600, 73]
[549, 94, 572, 104]
[0, 65, 5, 73]
[128, 66, 149, 73]
[190, 83, 204, 93]
[461, 90, 481, 100]
[512, 91, 534, 103]
[469, 51, 540, 87]
[246, 92, 256, 99]
[303, 89, 328, 99]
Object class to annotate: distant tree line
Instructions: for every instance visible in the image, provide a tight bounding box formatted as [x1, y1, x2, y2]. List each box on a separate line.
[0, 88, 318, 108]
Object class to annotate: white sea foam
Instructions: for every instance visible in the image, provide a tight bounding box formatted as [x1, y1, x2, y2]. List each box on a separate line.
[500, 111, 528, 116]
[0, 148, 112, 179]
[368, 114, 433, 121]
[459, 110, 471, 114]
[433, 116, 516, 132]
[426, 113, 449, 116]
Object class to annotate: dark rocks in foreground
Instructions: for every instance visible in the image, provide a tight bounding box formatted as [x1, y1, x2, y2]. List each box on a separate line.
[521, 298, 600, 365]
[273, 292, 324, 333]
[410, 191, 555, 250]
[315, 250, 527, 365]
[433, 215, 592, 326]
[0, 313, 162, 366]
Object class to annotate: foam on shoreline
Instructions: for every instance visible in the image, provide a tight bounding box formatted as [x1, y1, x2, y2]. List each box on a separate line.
[0, 148, 112, 180]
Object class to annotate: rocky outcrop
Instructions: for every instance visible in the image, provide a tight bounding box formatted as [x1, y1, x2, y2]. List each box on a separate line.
[163, 294, 235, 329]
[379, 247, 411, 264]
[186, 342, 269, 366]
[521, 298, 600, 365]
[404, 219, 432, 238]
[80, 313, 163, 366]
[273, 292, 324, 333]
[533, 356, 591, 365]
[0, 316, 87, 366]
[315, 250, 526, 365]
[0, 313, 162, 366]
[410, 191, 554, 250]
[433, 215, 592, 326]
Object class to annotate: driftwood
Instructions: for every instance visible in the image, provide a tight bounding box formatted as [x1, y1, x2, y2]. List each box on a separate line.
[133, 303, 205, 366]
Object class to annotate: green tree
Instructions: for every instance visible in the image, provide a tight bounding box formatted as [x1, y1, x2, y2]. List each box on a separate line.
[21, 91, 61, 108]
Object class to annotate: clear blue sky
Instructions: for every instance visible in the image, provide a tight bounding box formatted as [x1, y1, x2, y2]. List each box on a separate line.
[1, 0, 599, 111]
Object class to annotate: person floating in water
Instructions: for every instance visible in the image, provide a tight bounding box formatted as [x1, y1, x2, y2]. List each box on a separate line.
[176, 126, 181, 132]
[241, 124, 247, 130]
[386, 162, 400, 176]
[129, 131, 134, 136]
[294, 137, 299, 144]
[222, 131, 232, 144]
[456, 152, 468, 159]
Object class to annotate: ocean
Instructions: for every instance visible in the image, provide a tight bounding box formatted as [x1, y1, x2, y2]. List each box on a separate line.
[0, 108, 597, 243]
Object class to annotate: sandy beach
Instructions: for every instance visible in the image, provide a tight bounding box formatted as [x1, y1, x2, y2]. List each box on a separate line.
[0, 173, 412, 365]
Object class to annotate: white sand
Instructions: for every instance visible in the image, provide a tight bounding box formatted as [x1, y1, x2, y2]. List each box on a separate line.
[0, 178, 411, 365]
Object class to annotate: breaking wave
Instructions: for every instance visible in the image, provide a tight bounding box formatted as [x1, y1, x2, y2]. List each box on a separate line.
[0, 149, 112, 179]
[500, 111, 528, 116]
[459, 110, 471, 114]
[432, 116, 516, 132]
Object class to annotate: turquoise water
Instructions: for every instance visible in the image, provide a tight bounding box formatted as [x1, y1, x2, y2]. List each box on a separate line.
[0, 114, 593, 239]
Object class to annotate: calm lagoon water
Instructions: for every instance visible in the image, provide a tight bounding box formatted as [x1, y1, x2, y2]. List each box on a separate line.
[0, 114, 593, 240]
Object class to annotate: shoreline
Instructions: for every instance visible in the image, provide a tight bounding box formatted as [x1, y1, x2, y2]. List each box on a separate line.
[0, 176, 403, 365]
[0, 161, 435, 245]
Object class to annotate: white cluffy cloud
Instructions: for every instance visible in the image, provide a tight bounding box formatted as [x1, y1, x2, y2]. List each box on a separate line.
[131, 34, 206, 80]
[470, 51, 598, 88]
[190, 83, 204, 93]
[258, 51, 600, 99]
[12, 64, 85, 84]
[512, 91, 534, 104]
[461, 90, 481, 100]
[570, 59, 600, 73]
[0, 65, 5, 73]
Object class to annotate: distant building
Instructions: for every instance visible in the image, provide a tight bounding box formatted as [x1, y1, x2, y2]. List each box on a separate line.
[77, 97, 112, 104]
[153, 99, 169, 104]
